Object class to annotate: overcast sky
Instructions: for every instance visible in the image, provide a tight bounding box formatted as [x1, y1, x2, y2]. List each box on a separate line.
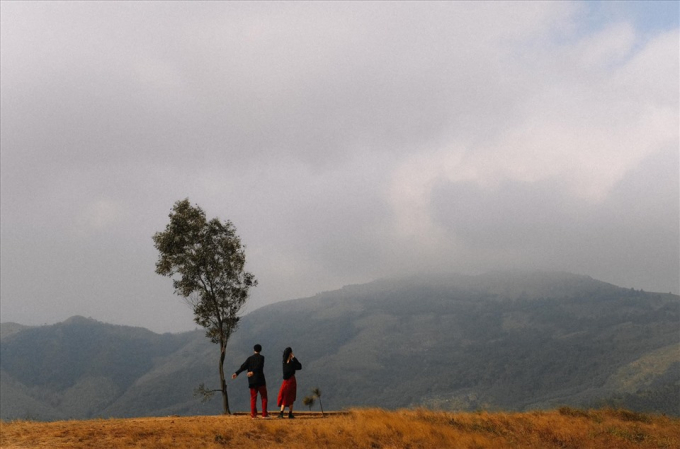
[2, 1, 678, 333]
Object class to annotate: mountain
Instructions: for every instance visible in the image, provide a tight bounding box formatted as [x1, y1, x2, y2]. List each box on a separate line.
[1, 271, 678, 420]
[0, 322, 31, 341]
[0, 316, 213, 420]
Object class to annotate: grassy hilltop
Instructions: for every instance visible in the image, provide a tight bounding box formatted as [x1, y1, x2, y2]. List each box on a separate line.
[2, 408, 679, 449]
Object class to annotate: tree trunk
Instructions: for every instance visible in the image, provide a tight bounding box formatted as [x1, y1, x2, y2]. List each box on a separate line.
[218, 342, 231, 414]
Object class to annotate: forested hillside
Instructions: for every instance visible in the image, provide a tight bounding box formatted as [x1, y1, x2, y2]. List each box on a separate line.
[1, 271, 678, 420]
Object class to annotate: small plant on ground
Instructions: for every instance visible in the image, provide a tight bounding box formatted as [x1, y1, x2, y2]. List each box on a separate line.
[311, 387, 324, 417]
[303, 395, 315, 411]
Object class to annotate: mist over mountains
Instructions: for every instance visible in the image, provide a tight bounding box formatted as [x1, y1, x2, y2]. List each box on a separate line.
[1, 271, 678, 421]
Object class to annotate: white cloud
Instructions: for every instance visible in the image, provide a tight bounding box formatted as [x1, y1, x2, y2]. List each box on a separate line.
[135, 58, 182, 90]
[388, 25, 678, 246]
[75, 199, 126, 235]
[574, 22, 636, 68]
[1, 2, 678, 331]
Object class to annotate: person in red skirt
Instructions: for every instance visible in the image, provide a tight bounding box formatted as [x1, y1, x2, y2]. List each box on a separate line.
[277, 347, 302, 419]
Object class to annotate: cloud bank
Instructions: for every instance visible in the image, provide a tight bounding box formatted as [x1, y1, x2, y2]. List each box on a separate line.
[1, 2, 678, 332]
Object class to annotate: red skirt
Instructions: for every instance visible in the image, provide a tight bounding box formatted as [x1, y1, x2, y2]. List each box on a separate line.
[277, 375, 297, 407]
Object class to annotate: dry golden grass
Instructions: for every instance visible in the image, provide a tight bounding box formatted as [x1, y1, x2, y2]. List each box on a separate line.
[1, 408, 679, 449]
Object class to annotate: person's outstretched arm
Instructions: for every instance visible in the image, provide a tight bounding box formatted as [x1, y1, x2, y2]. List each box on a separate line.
[232, 358, 249, 378]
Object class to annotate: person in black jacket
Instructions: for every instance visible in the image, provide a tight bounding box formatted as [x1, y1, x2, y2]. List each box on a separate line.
[276, 347, 302, 419]
[232, 344, 268, 418]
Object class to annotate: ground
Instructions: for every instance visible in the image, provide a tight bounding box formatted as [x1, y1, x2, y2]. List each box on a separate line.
[1, 408, 678, 448]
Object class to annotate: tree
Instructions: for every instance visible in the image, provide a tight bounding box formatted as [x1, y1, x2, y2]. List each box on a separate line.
[153, 199, 257, 414]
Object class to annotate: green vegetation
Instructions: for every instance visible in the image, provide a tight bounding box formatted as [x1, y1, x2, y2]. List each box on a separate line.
[153, 199, 257, 414]
[244, 272, 678, 415]
[303, 387, 324, 415]
[302, 395, 315, 411]
[0, 272, 677, 421]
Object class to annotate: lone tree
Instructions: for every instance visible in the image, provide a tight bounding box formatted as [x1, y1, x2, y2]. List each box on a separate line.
[153, 199, 257, 414]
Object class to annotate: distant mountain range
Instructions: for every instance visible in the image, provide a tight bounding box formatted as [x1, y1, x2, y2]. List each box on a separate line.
[1, 271, 678, 420]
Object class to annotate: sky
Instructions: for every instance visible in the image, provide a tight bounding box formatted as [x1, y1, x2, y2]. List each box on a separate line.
[1, 1, 678, 333]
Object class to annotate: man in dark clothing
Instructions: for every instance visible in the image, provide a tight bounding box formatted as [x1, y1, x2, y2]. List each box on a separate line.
[232, 344, 268, 418]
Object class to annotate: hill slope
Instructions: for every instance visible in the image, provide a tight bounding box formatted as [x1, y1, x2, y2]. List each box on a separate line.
[1, 271, 678, 420]
[235, 271, 679, 413]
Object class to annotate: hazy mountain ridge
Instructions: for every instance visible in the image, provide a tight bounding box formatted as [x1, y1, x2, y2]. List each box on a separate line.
[248, 272, 678, 412]
[0, 316, 208, 420]
[0, 322, 32, 341]
[1, 271, 678, 420]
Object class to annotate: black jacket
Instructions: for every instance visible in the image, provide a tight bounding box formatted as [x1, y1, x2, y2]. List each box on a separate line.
[235, 353, 266, 388]
[282, 357, 302, 380]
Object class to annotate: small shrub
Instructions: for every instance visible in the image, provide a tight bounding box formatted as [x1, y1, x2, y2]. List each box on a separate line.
[606, 408, 652, 424]
[558, 406, 590, 419]
[303, 395, 315, 411]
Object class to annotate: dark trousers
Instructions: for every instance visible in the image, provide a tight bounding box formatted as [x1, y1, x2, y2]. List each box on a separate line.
[249, 385, 268, 418]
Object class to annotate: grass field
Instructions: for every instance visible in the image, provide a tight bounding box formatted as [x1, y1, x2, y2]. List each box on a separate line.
[1, 408, 678, 448]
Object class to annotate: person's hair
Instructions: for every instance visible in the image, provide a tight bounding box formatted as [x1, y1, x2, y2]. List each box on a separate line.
[282, 347, 293, 363]
[254, 344, 262, 353]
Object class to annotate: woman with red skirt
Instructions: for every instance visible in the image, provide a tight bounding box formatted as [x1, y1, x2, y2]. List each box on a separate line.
[277, 347, 302, 419]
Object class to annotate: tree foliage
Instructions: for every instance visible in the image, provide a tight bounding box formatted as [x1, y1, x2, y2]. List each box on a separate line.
[153, 199, 257, 414]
